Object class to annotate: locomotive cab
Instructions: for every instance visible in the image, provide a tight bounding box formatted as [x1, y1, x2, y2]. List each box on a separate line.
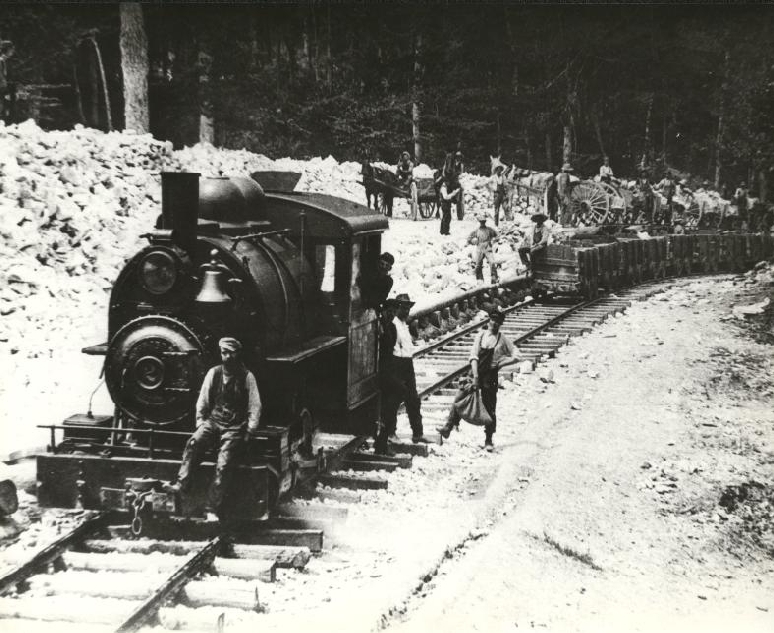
[252, 177, 389, 435]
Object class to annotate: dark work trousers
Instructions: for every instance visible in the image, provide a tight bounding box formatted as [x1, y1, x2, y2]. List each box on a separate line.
[440, 200, 452, 235]
[663, 197, 673, 225]
[518, 246, 532, 268]
[178, 420, 244, 514]
[383, 356, 423, 438]
[375, 363, 404, 452]
[493, 188, 506, 226]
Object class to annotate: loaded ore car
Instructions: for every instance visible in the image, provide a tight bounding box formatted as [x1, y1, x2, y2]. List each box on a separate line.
[37, 172, 388, 519]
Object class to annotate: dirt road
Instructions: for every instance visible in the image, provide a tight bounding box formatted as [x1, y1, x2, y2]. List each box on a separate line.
[386, 270, 774, 633]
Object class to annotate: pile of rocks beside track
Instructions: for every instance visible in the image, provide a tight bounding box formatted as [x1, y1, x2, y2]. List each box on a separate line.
[0, 121, 524, 362]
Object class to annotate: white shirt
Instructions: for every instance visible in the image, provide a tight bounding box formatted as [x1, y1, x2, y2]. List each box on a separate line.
[392, 317, 415, 358]
[600, 164, 613, 178]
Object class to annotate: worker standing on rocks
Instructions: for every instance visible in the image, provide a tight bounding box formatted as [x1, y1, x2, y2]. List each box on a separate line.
[437, 308, 516, 452]
[439, 177, 461, 235]
[468, 214, 499, 284]
[490, 163, 508, 226]
[557, 163, 573, 225]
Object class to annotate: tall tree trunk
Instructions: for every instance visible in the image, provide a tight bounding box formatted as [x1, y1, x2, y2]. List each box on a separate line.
[545, 132, 553, 172]
[85, 40, 100, 127]
[562, 124, 572, 165]
[89, 35, 113, 131]
[642, 91, 654, 170]
[120, 3, 149, 133]
[311, 6, 319, 83]
[249, 14, 260, 70]
[591, 107, 606, 158]
[715, 50, 730, 188]
[325, 3, 332, 91]
[198, 46, 214, 144]
[72, 63, 86, 125]
[411, 31, 423, 162]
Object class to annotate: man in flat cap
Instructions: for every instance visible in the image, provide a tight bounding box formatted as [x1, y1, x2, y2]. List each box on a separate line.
[166, 337, 262, 520]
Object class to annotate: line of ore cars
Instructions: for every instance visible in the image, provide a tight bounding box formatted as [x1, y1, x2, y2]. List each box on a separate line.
[35, 172, 773, 521]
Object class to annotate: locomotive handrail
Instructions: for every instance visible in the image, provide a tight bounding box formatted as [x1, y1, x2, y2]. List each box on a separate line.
[229, 228, 291, 250]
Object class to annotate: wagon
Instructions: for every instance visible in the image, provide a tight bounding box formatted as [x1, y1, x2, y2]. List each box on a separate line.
[360, 163, 440, 220]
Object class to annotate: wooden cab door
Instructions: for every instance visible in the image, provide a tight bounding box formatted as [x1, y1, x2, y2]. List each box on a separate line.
[346, 237, 380, 408]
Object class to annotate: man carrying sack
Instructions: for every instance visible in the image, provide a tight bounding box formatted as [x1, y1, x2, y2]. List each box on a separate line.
[436, 309, 516, 452]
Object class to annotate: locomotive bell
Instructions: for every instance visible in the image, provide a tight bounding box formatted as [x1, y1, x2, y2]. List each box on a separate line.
[195, 250, 232, 304]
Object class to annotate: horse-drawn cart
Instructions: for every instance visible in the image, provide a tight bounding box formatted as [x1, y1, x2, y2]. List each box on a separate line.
[360, 163, 440, 220]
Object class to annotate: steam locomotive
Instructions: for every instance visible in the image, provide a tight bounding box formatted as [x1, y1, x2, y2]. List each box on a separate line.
[37, 172, 388, 518]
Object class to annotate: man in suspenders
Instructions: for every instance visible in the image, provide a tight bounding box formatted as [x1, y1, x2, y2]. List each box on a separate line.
[165, 337, 262, 519]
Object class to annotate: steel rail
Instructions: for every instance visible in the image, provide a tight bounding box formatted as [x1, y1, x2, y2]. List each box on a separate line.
[0, 512, 108, 595]
[114, 536, 222, 632]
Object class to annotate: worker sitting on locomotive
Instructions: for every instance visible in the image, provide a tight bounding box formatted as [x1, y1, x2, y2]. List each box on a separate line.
[436, 308, 516, 452]
[518, 212, 551, 271]
[164, 337, 262, 520]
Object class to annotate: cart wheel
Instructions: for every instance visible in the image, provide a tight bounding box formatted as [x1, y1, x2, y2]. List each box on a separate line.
[418, 200, 435, 220]
[569, 181, 610, 226]
[683, 201, 701, 229]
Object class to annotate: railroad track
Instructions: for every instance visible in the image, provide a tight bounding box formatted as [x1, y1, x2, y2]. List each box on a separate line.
[0, 276, 714, 630]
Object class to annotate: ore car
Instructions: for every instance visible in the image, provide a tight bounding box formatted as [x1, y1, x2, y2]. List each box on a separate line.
[37, 172, 388, 519]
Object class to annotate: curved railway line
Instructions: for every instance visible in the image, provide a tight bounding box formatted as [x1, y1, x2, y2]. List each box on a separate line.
[0, 271, 721, 632]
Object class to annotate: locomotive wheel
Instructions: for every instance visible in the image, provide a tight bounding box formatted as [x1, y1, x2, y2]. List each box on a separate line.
[682, 201, 702, 229]
[569, 181, 610, 226]
[105, 316, 206, 426]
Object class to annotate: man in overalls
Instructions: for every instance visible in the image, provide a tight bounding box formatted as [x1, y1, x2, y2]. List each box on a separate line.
[437, 309, 516, 451]
[165, 337, 262, 520]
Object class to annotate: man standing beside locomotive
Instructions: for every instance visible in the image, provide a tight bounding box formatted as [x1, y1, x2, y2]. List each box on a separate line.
[383, 294, 428, 444]
[556, 162, 573, 225]
[165, 337, 261, 520]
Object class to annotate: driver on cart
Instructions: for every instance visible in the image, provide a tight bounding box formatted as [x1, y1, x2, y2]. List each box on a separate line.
[396, 151, 419, 220]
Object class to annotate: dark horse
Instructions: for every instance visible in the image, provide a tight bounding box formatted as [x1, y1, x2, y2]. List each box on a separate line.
[361, 162, 380, 211]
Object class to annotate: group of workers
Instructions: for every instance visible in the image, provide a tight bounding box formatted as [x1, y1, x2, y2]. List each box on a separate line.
[368, 265, 518, 456]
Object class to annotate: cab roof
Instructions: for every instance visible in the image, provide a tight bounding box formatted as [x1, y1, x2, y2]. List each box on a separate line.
[263, 191, 389, 239]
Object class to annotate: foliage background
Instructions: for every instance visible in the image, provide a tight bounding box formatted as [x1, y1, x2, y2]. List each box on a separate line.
[2, 2, 773, 192]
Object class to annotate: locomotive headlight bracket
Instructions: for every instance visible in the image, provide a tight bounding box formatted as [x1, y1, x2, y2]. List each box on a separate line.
[138, 248, 182, 296]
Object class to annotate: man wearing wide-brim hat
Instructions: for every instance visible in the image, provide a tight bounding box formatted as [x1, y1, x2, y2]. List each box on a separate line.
[467, 214, 499, 284]
[381, 293, 428, 444]
[518, 212, 552, 271]
[556, 163, 573, 225]
[165, 336, 262, 520]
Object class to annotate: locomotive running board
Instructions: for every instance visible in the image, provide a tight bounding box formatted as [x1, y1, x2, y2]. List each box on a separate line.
[37, 454, 272, 519]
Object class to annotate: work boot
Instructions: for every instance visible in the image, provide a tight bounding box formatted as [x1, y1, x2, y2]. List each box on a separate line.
[435, 424, 452, 440]
[484, 440, 494, 452]
[412, 435, 430, 444]
[162, 480, 181, 495]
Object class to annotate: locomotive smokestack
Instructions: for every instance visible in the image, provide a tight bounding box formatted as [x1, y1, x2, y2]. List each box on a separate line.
[161, 172, 200, 252]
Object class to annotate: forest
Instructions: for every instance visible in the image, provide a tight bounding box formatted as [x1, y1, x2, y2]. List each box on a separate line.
[1, 2, 773, 197]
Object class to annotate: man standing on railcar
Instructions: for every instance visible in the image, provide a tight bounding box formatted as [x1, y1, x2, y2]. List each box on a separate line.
[468, 215, 499, 284]
[383, 294, 428, 444]
[518, 212, 551, 271]
[165, 337, 262, 520]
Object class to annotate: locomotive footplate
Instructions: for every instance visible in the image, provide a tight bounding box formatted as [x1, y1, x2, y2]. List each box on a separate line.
[37, 453, 272, 520]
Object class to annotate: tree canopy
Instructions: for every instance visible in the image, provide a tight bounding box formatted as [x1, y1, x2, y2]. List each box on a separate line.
[1, 2, 773, 193]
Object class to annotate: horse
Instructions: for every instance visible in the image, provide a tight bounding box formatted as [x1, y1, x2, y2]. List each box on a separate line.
[360, 161, 380, 211]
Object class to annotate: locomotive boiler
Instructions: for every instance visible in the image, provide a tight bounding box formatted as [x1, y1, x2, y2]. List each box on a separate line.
[37, 171, 389, 517]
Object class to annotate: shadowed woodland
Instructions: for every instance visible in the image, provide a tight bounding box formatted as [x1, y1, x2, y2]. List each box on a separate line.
[1, 3, 774, 195]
